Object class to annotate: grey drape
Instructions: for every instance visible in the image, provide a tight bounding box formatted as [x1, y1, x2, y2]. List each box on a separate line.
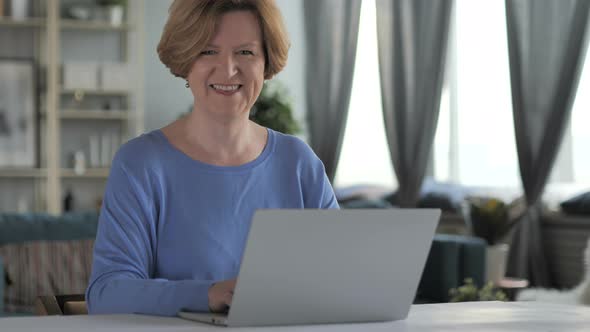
[376, 0, 453, 207]
[505, 0, 590, 286]
[304, 0, 362, 182]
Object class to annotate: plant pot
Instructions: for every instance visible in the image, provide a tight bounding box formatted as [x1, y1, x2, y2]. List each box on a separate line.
[10, 0, 29, 20]
[106, 5, 124, 26]
[486, 243, 509, 284]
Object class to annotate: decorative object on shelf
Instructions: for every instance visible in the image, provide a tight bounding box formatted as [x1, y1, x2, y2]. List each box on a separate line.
[73, 150, 86, 175]
[0, 58, 36, 167]
[96, 0, 126, 26]
[86, 131, 119, 168]
[9, 0, 29, 21]
[89, 134, 100, 168]
[66, 5, 92, 21]
[449, 278, 508, 302]
[100, 132, 110, 167]
[63, 188, 74, 212]
[465, 196, 526, 284]
[110, 132, 120, 162]
[102, 100, 112, 110]
[250, 81, 300, 135]
[17, 196, 28, 213]
[100, 62, 131, 91]
[63, 62, 99, 90]
[73, 89, 85, 103]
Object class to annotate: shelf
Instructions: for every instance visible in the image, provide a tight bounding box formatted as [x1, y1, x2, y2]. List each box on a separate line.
[60, 87, 130, 96]
[62, 110, 129, 120]
[61, 168, 110, 178]
[0, 18, 131, 30]
[0, 168, 46, 178]
[60, 19, 131, 31]
[0, 17, 45, 28]
[41, 110, 130, 120]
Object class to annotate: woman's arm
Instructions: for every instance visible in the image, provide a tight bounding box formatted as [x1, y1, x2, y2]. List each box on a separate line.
[302, 162, 339, 209]
[86, 155, 214, 316]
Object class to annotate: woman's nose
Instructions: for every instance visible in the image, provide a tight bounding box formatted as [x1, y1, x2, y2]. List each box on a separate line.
[217, 54, 239, 77]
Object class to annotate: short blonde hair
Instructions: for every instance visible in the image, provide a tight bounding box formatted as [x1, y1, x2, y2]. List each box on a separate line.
[157, 0, 290, 80]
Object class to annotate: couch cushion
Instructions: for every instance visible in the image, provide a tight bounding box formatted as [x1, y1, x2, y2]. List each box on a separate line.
[0, 239, 94, 313]
[561, 191, 590, 215]
[339, 198, 393, 209]
[417, 234, 486, 303]
[0, 212, 98, 246]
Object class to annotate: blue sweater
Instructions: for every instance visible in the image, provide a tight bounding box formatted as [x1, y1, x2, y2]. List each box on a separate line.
[86, 128, 339, 316]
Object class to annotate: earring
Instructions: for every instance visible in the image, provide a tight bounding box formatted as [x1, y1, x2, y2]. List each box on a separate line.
[185, 81, 190, 88]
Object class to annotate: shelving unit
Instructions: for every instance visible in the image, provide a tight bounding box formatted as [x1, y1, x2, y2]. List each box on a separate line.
[61, 168, 109, 178]
[0, 0, 144, 213]
[60, 19, 131, 31]
[41, 109, 130, 120]
[62, 110, 129, 120]
[0, 17, 45, 27]
[0, 168, 47, 178]
[60, 87, 131, 96]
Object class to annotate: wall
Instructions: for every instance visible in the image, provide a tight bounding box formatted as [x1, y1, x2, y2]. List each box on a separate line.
[142, 0, 189, 131]
[142, 0, 307, 136]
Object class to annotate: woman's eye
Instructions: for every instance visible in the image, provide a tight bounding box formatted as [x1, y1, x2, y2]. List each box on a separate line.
[238, 50, 254, 55]
[200, 50, 216, 55]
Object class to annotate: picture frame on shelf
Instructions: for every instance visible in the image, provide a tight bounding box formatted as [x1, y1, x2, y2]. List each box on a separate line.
[0, 58, 37, 167]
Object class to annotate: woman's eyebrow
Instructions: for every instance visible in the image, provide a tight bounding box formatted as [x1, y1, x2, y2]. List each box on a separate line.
[235, 42, 260, 48]
[206, 42, 260, 49]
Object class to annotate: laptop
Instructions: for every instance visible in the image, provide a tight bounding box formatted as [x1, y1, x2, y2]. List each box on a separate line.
[178, 208, 440, 327]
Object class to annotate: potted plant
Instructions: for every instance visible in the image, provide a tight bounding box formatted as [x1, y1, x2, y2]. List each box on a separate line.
[449, 278, 508, 302]
[465, 196, 525, 283]
[249, 81, 300, 135]
[96, 0, 126, 26]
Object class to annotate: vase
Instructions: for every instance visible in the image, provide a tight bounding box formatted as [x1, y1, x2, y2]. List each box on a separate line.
[10, 0, 29, 20]
[106, 5, 124, 26]
[486, 243, 509, 284]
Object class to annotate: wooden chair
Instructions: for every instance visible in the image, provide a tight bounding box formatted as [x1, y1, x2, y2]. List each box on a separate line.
[35, 294, 88, 315]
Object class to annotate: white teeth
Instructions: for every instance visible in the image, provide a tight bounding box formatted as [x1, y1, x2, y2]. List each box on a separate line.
[212, 84, 240, 91]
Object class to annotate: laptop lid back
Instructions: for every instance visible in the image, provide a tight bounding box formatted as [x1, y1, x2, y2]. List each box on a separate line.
[228, 209, 440, 327]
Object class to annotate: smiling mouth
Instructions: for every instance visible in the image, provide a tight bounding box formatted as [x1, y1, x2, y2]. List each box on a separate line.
[209, 84, 242, 92]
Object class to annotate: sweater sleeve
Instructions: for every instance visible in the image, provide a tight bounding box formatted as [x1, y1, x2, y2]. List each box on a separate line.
[86, 155, 215, 316]
[303, 154, 340, 209]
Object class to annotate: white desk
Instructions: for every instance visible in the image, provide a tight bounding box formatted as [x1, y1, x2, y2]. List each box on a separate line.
[1, 301, 589, 331]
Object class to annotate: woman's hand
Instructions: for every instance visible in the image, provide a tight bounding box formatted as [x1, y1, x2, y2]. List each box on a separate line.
[208, 278, 236, 313]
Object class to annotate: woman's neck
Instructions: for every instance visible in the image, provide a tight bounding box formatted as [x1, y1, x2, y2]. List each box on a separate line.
[163, 109, 267, 167]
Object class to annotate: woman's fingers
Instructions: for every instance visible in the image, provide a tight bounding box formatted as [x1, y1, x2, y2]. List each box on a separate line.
[224, 291, 234, 306]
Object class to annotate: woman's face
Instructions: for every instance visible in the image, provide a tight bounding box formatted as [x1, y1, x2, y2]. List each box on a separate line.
[187, 10, 266, 121]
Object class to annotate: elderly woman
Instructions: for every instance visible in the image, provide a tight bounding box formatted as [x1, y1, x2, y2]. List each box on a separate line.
[86, 0, 338, 316]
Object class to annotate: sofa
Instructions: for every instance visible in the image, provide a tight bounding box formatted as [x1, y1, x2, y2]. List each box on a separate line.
[0, 210, 486, 316]
[0, 212, 98, 316]
[417, 234, 486, 302]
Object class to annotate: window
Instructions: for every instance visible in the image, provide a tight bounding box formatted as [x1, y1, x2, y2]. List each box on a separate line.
[434, 0, 519, 188]
[546, 42, 590, 201]
[434, 0, 590, 196]
[336, 0, 590, 198]
[334, 0, 396, 188]
[571, 55, 590, 184]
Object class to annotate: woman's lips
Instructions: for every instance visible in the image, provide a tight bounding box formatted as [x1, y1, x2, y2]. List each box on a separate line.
[210, 84, 242, 96]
